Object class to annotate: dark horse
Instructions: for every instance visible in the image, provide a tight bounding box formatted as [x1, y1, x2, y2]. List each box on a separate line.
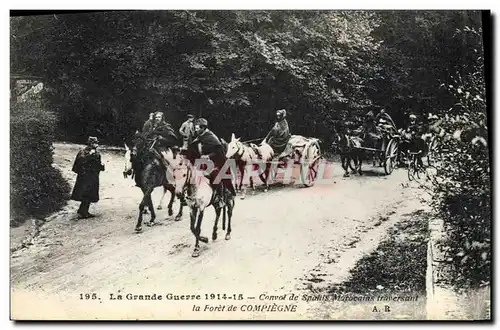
[123, 133, 185, 232]
[332, 127, 362, 177]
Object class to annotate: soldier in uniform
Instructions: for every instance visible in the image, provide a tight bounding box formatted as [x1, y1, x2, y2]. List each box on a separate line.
[71, 136, 105, 218]
[191, 118, 236, 197]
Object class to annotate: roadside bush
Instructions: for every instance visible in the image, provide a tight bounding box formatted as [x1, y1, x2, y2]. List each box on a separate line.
[10, 100, 70, 225]
[429, 26, 490, 289]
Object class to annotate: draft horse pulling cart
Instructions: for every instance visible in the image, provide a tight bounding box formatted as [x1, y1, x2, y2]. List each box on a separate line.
[349, 130, 400, 176]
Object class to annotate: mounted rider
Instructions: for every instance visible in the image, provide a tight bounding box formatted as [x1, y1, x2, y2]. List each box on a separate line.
[353, 110, 382, 149]
[375, 109, 397, 129]
[401, 113, 426, 167]
[191, 118, 237, 198]
[131, 111, 178, 186]
[262, 109, 292, 160]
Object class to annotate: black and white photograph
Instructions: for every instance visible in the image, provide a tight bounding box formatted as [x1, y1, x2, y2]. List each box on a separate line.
[8, 8, 492, 320]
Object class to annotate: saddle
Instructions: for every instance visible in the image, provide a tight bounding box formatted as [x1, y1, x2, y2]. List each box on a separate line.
[249, 143, 262, 158]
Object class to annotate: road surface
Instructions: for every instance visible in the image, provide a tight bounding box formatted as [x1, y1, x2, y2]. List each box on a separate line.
[10, 142, 426, 320]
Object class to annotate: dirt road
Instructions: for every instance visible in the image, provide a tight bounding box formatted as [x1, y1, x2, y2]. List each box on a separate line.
[10, 143, 427, 320]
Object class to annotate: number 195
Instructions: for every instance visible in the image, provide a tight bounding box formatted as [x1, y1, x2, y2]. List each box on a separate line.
[80, 293, 98, 300]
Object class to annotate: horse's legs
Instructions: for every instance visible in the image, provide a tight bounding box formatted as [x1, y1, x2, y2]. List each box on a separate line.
[225, 197, 234, 240]
[222, 204, 227, 231]
[157, 186, 167, 210]
[190, 208, 201, 257]
[197, 210, 208, 243]
[192, 209, 208, 258]
[135, 189, 149, 232]
[212, 206, 222, 241]
[165, 186, 175, 216]
[146, 192, 156, 226]
[262, 163, 272, 192]
[239, 164, 247, 200]
[174, 194, 184, 221]
[357, 155, 363, 175]
[249, 176, 255, 193]
[341, 155, 349, 177]
[238, 164, 245, 192]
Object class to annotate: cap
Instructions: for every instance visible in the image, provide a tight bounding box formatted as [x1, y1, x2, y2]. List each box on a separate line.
[276, 109, 287, 117]
[195, 118, 208, 127]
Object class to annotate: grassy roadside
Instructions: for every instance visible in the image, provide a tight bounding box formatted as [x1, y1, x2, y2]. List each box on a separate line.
[314, 210, 430, 320]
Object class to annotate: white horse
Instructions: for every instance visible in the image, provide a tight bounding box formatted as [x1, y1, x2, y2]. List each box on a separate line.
[161, 149, 235, 258]
[225, 133, 274, 198]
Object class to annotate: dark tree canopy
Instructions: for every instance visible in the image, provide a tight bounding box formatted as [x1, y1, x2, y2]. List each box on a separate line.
[10, 10, 484, 145]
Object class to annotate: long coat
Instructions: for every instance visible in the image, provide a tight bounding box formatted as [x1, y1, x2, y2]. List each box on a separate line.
[146, 121, 178, 148]
[266, 119, 291, 154]
[70, 147, 105, 203]
[192, 129, 225, 169]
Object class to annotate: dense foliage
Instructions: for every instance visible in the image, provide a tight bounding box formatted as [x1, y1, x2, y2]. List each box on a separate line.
[427, 25, 490, 288]
[10, 95, 70, 224]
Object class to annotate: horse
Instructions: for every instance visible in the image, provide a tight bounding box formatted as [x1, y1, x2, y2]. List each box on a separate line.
[123, 133, 185, 232]
[225, 133, 274, 198]
[123, 143, 169, 214]
[161, 149, 235, 258]
[332, 129, 362, 177]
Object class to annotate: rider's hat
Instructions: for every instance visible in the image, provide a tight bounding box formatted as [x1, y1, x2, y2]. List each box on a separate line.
[428, 113, 438, 120]
[409, 114, 417, 119]
[87, 136, 99, 145]
[187, 114, 194, 119]
[276, 109, 287, 117]
[195, 118, 208, 127]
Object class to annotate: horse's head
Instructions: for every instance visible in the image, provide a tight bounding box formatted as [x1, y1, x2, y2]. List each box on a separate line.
[161, 149, 190, 196]
[226, 133, 242, 159]
[123, 143, 134, 178]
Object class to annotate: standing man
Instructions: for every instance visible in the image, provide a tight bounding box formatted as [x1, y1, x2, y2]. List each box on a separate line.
[179, 114, 195, 151]
[71, 136, 105, 218]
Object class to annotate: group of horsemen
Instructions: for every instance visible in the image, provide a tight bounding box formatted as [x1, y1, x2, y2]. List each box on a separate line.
[130, 108, 442, 199]
[130, 109, 292, 199]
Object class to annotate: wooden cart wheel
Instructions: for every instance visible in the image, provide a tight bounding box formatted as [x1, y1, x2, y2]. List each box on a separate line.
[384, 139, 398, 175]
[300, 140, 321, 187]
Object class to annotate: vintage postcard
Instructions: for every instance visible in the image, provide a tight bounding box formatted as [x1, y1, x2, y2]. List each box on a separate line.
[9, 9, 491, 321]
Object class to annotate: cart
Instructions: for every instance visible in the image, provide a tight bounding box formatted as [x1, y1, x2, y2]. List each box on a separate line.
[268, 135, 323, 187]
